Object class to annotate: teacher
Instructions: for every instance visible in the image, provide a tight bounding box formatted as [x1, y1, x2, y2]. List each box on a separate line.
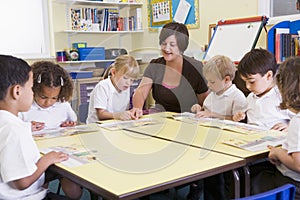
[132, 22, 209, 115]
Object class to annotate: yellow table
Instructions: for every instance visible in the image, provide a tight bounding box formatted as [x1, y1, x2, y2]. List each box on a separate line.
[36, 128, 245, 200]
[124, 112, 283, 196]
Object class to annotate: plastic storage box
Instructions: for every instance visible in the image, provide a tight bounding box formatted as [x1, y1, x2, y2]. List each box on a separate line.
[69, 71, 93, 79]
[78, 47, 105, 61]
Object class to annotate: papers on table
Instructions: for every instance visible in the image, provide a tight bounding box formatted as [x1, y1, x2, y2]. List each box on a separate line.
[98, 118, 161, 131]
[40, 144, 98, 167]
[33, 125, 98, 140]
[170, 112, 286, 152]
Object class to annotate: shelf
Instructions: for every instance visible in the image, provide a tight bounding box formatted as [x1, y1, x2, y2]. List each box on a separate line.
[55, 0, 143, 7]
[58, 57, 142, 64]
[63, 30, 144, 34]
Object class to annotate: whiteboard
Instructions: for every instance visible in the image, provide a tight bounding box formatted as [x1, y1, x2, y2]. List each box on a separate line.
[204, 17, 266, 62]
[0, 0, 50, 59]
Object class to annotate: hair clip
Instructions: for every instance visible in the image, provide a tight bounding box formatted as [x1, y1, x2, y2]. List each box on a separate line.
[37, 74, 42, 83]
[60, 77, 64, 86]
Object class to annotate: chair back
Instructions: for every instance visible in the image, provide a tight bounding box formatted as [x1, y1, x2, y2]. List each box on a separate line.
[78, 102, 89, 124]
[236, 184, 296, 200]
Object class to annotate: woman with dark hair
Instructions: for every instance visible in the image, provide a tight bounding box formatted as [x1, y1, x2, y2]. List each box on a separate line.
[132, 22, 209, 115]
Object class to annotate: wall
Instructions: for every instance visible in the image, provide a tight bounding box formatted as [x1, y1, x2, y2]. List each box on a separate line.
[46, 0, 263, 61]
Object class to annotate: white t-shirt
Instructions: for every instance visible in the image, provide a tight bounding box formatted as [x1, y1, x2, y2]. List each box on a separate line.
[0, 110, 47, 200]
[246, 86, 293, 129]
[86, 77, 130, 123]
[277, 112, 300, 181]
[20, 101, 77, 129]
[203, 84, 247, 116]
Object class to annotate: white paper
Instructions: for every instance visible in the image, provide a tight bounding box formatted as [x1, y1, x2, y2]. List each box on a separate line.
[173, 0, 191, 24]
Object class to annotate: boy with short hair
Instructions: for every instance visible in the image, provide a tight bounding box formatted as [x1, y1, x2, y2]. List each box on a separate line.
[0, 55, 69, 199]
[233, 48, 293, 131]
[191, 55, 247, 120]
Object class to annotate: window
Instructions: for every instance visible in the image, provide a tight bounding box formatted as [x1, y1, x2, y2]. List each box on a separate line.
[258, 0, 300, 24]
[0, 0, 50, 59]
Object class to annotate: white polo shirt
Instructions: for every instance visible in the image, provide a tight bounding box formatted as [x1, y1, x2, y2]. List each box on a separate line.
[277, 112, 300, 181]
[86, 77, 130, 123]
[20, 101, 77, 129]
[246, 86, 293, 129]
[0, 110, 47, 199]
[203, 84, 247, 116]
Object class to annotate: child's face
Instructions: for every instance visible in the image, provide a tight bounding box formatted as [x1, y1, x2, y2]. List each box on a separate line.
[112, 70, 135, 92]
[20, 71, 34, 112]
[34, 86, 61, 108]
[241, 72, 273, 96]
[205, 72, 228, 95]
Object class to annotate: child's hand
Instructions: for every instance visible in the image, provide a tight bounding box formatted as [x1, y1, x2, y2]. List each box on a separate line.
[31, 121, 45, 132]
[40, 151, 69, 166]
[195, 110, 212, 118]
[268, 145, 283, 166]
[233, 111, 246, 122]
[191, 104, 202, 113]
[60, 121, 76, 127]
[130, 107, 143, 120]
[115, 111, 132, 121]
[271, 123, 288, 132]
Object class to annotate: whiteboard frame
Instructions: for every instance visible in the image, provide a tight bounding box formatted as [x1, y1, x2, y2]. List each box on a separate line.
[203, 16, 268, 63]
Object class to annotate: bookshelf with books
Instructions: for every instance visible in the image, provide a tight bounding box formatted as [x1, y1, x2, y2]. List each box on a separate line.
[52, 0, 143, 64]
[267, 20, 300, 63]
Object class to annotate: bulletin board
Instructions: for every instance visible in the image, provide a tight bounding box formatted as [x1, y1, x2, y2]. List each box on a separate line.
[147, 0, 199, 30]
[203, 16, 268, 63]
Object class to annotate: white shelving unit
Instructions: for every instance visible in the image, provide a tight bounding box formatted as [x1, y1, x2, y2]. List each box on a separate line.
[52, 0, 143, 63]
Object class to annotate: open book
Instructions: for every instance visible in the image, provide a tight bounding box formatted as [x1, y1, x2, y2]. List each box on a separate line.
[98, 118, 161, 131]
[170, 112, 274, 135]
[33, 125, 98, 140]
[39, 144, 98, 167]
[222, 134, 286, 152]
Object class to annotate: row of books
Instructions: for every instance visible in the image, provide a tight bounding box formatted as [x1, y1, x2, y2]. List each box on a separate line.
[275, 28, 300, 63]
[90, 0, 141, 3]
[70, 7, 142, 31]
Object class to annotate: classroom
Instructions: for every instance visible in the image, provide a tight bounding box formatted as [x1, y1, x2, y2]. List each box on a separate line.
[0, 0, 300, 200]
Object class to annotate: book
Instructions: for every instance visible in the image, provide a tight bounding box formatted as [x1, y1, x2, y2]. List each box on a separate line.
[222, 134, 285, 152]
[130, 8, 142, 30]
[169, 112, 279, 135]
[32, 125, 98, 140]
[39, 144, 98, 167]
[98, 118, 161, 130]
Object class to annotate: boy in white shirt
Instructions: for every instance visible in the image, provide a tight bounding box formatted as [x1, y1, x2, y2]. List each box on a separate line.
[233, 48, 293, 131]
[0, 55, 69, 199]
[191, 55, 247, 120]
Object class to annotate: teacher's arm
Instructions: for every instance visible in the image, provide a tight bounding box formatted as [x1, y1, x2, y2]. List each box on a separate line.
[131, 77, 153, 118]
[197, 90, 209, 106]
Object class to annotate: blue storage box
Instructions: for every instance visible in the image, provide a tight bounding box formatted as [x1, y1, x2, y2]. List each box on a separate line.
[69, 71, 93, 79]
[78, 47, 105, 61]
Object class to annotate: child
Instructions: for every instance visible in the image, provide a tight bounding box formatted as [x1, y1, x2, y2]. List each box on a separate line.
[233, 48, 293, 131]
[251, 56, 300, 199]
[20, 61, 77, 131]
[0, 54, 70, 199]
[19, 61, 82, 199]
[86, 55, 140, 123]
[191, 55, 247, 120]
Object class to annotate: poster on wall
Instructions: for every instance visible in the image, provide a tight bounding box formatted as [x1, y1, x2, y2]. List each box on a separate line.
[148, 0, 199, 30]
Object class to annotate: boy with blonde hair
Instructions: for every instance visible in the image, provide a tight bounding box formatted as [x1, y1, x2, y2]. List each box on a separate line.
[191, 55, 247, 120]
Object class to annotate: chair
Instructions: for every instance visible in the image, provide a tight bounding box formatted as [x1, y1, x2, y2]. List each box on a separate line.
[78, 102, 89, 124]
[236, 184, 296, 200]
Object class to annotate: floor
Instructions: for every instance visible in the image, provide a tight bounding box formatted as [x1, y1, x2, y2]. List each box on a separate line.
[49, 179, 202, 200]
